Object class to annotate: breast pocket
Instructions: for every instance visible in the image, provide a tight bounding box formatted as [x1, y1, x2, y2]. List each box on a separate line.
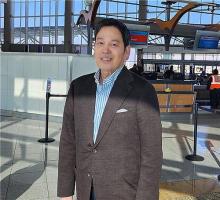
[114, 109, 136, 125]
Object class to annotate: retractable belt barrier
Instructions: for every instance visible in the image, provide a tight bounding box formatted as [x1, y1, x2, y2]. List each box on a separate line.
[157, 91, 204, 161]
[38, 92, 67, 143]
[185, 102, 204, 161]
[38, 79, 67, 143]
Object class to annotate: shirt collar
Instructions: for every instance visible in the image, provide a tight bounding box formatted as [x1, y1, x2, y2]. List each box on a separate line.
[94, 66, 123, 85]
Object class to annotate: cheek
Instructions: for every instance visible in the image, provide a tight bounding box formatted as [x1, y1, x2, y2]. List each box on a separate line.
[94, 50, 101, 61]
[113, 50, 125, 59]
[94, 47, 100, 56]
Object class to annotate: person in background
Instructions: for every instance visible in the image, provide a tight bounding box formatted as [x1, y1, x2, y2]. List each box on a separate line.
[199, 67, 206, 84]
[164, 65, 175, 79]
[129, 63, 142, 75]
[57, 18, 162, 200]
[189, 65, 196, 80]
[200, 68, 206, 77]
[156, 66, 160, 73]
[207, 69, 220, 109]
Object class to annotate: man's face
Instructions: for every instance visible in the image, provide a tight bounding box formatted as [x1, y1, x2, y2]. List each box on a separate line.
[94, 26, 130, 72]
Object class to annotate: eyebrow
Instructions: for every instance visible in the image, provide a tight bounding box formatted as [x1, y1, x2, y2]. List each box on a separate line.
[96, 38, 120, 43]
[96, 37, 104, 40]
[111, 40, 120, 43]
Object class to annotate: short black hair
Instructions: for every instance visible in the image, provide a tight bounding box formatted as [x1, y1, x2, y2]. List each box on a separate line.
[94, 18, 130, 47]
[213, 69, 218, 75]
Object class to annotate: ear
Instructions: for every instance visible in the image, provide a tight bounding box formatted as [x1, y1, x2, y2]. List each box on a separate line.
[124, 45, 131, 60]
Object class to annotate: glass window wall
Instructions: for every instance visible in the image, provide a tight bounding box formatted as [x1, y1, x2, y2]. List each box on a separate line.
[0, 3, 4, 46]
[1, 0, 220, 53]
[11, 0, 64, 45]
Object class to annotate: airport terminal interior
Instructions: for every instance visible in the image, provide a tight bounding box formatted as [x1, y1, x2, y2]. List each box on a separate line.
[0, 0, 220, 199]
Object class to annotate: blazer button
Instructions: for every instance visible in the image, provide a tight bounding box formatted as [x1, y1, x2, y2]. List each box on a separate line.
[93, 149, 97, 153]
[88, 173, 91, 177]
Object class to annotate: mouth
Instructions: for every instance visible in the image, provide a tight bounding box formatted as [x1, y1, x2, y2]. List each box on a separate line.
[101, 57, 112, 62]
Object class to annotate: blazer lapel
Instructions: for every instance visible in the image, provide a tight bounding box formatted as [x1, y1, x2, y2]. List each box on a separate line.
[82, 76, 96, 145]
[94, 67, 134, 146]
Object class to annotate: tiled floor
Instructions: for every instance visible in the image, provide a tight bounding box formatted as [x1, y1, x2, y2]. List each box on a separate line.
[1, 110, 220, 200]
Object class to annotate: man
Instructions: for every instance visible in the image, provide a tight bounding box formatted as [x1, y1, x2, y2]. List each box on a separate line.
[198, 67, 206, 84]
[163, 65, 175, 79]
[207, 69, 220, 109]
[129, 63, 142, 76]
[57, 18, 162, 200]
[200, 68, 206, 78]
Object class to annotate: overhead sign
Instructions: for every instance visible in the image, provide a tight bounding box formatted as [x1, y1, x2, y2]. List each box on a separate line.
[194, 30, 220, 50]
[198, 36, 219, 49]
[130, 30, 149, 45]
[125, 23, 150, 47]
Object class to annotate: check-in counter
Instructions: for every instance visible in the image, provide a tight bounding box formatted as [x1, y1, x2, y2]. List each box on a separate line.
[150, 80, 196, 92]
[150, 80, 196, 113]
[157, 91, 195, 113]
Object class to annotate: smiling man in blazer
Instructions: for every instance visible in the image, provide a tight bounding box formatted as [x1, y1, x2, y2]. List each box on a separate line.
[58, 18, 162, 200]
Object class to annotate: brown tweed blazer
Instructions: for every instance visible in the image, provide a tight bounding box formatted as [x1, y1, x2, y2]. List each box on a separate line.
[57, 67, 162, 200]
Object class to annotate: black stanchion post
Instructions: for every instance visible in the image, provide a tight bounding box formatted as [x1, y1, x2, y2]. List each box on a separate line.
[45, 92, 50, 141]
[185, 102, 204, 161]
[38, 78, 55, 143]
[44, 144, 48, 168]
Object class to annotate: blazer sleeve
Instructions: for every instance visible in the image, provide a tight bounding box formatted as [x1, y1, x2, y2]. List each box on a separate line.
[135, 85, 162, 200]
[57, 81, 76, 197]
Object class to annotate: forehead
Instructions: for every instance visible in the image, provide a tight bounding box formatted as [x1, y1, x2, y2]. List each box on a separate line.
[96, 26, 123, 41]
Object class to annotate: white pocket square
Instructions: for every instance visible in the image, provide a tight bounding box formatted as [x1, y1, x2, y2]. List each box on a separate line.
[116, 108, 128, 113]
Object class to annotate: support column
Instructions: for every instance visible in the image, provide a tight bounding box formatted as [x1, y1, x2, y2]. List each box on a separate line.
[138, 0, 147, 21]
[162, 0, 174, 21]
[55, 0, 58, 45]
[85, 0, 93, 55]
[181, 53, 185, 79]
[3, 0, 12, 51]
[162, 1, 175, 51]
[64, 0, 72, 53]
[166, 2, 171, 21]
[137, 49, 144, 72]
[164, 35, 171, 51]
[87, 23, 93, 55]
[138, 0, 147, 71]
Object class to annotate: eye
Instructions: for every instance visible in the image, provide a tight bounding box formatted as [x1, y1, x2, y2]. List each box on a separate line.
[112, 43, 118, 47]
[96, 41, 103, 46]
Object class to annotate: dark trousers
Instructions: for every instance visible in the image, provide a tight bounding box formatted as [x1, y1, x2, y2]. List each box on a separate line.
[90, 185, 96, 200]
[210, 89, 220, 109]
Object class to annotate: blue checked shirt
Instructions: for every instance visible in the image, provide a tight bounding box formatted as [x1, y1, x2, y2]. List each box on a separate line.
[93, 67, 123, 143]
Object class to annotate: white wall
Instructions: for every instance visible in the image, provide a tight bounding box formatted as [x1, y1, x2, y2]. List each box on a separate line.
[0, 52, 97, 117]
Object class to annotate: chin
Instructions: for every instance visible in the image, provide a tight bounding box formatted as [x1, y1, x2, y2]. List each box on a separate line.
[99, 65, 116, 72]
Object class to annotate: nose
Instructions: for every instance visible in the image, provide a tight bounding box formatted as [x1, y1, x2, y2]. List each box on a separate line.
[102, 44, 110, 54]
